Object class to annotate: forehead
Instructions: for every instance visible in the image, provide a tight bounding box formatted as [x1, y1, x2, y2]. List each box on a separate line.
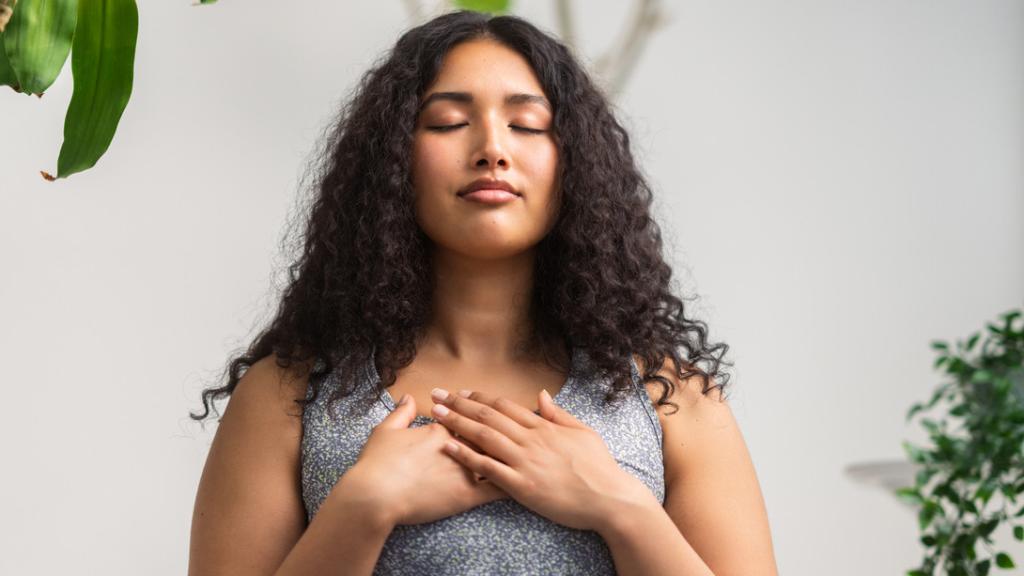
[421, 38, 549, 109]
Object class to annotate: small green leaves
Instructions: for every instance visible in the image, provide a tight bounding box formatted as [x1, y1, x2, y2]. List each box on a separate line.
[452, 0, 510, 15]
[896, 486, 925, 506]
[45, 0, 137, 180]
[905, 306, 1024, 575]
[2, 0, 77, 95]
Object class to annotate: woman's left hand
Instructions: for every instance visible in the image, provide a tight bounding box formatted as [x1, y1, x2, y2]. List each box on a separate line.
[429, 387, 657, 532]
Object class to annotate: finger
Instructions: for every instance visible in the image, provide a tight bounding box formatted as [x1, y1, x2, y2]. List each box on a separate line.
[538, 388, 583, 427]
[433, 388, 530, 446]
[455, 389, 546, 430]
[377, 393, 417, 429]
[442, 437, 518, 494]
[441, 424, 486, 454]
[431, 393, 524, 465]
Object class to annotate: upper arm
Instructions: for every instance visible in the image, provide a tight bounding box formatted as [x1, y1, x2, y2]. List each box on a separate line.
[189, 355, 312, 576]
[634, 355, 779, 576]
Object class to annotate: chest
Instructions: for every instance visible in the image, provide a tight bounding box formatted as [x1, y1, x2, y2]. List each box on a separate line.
[385, 356, 571, 420]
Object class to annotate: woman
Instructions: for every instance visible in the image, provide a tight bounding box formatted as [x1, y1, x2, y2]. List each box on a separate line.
[189, 10, 777, 576]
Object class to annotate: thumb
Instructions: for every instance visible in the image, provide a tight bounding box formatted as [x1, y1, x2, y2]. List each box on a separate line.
[379, 393, 417, 429]
[538, 389, 579, 427]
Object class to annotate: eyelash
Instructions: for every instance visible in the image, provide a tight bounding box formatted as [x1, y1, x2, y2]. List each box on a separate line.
[426, 123, 546, 135]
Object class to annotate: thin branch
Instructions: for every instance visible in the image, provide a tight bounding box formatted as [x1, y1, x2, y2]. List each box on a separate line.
[401, 0, 424, 25]
[594, 0, 669, 99]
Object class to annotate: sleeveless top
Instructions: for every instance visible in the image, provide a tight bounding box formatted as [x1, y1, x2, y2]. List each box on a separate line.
[300, 346, 665, 575]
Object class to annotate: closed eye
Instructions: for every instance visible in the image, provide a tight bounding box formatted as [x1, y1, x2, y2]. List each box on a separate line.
[425, 123, 547, 134]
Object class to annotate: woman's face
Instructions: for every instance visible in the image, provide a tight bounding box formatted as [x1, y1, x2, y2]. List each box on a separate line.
[411, 38, 560, 260]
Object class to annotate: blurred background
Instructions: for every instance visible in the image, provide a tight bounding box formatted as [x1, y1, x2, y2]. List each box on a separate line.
[1, 1, 1021, 574]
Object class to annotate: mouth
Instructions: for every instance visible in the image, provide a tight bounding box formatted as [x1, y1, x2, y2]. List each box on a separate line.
[458, 189, 521, 204]
[458, 178, 520, 198]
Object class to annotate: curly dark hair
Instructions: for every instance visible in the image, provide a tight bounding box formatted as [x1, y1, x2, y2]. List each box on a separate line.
[190, 9, 732, 424]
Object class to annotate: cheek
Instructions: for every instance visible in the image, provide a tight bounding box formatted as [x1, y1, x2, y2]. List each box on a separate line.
[522, 140, 558, 183]
[520, 141, 560, 208]
[412, 138, 460, 190]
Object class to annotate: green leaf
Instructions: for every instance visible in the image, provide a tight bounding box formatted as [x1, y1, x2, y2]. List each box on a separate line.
[972, 370, 993, 383]
[0, 31, 19, 88]
[978, 518, 1000, 538]
[919, 501, 940, 531]
[907, 402, 925, 421]
[975, 484, 996, 506]
[452, 0, 511, 14]
[966, 332, 981, 351]
[1014, 525, 1023, 541]
[49, 0, 137, 180]
[916, 466, 939, 487]
[896, 486, 925, 506]
[995, 552, 1014, 568]
[902, 440, 926, 463]
[2, 0, 77, 95]
[931, 340, 950, 351]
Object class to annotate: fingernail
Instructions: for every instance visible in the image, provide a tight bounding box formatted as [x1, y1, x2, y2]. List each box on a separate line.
[457, 389, 472, 398]
[541, 389, 551, 401]
[399, 393, 410, 406]
[432, 404, 450, 417]
[431, 387, 449, 402]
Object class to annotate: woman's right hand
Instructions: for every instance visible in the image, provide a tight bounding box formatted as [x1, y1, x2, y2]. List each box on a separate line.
[331, 394, 509, 526]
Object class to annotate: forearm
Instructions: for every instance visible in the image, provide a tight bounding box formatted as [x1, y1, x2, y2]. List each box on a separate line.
[598, 498, 715, 576]
[273, 476, 395, 576]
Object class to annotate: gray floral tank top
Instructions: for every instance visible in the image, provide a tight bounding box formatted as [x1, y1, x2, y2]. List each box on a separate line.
[300, 346, 665, 575]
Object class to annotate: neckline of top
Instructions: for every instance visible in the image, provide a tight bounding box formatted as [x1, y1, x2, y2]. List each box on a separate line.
[368, 345, 582, 424]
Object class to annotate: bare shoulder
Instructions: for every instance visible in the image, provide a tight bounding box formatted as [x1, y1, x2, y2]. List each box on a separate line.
[239, 354, 316, 420]
[631, 353, 778, 575]
[632, 354, 730, 433]
[188, 354, 314, 575]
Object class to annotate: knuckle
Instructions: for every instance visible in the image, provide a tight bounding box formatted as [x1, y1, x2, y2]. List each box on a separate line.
[493, 397, 512, 411]
[476, 405, 498, 421]
[474, 426, 497, 443]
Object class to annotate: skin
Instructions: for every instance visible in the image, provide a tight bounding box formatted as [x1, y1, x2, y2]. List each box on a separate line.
[189, 36, 778, 576]
[410, 37, 562, 369]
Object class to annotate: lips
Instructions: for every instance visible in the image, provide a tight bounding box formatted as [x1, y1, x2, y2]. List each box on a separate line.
[458, 178, 520, 197]
[459, 189, 520, 204]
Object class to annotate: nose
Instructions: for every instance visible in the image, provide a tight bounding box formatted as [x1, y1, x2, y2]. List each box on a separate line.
[471, 115, 509, 169]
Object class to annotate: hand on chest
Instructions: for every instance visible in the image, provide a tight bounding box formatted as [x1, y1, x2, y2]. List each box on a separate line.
[388, 360, 571, 421]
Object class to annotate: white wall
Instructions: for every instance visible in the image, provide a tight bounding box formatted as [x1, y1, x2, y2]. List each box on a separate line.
[1, 2, 1021, 574]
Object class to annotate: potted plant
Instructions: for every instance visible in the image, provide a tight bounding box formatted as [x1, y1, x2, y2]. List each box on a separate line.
[897, 307, 1024, 575]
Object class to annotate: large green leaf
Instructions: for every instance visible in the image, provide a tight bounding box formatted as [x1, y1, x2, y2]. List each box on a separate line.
[452, 0, 510, 15]
[48, 0, 137, 180]
[3, 0, 77, 95]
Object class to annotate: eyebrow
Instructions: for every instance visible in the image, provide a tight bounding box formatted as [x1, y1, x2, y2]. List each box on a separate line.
[419, 91, 551, 112]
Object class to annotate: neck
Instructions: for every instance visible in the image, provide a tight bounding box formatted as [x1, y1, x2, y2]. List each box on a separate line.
[418, 247, 542, 366]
